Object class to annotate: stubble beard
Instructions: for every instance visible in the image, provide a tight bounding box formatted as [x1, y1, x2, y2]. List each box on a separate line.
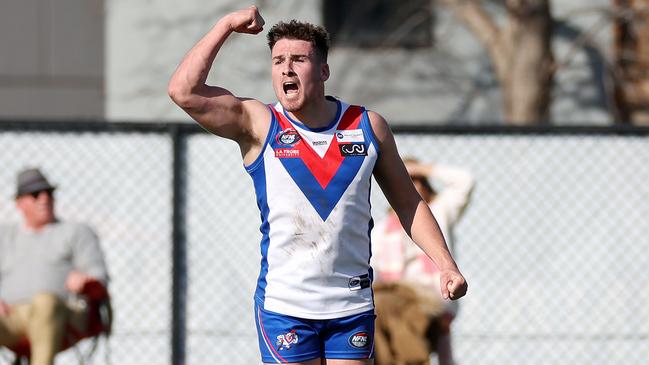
[279, 94, 304, 113]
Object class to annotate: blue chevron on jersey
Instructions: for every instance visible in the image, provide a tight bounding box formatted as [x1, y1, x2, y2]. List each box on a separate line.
[276, 153, 365, 220]
[269, 105, 367, 221]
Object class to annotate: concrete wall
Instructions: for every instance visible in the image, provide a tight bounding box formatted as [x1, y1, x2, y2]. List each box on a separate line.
[0, 0, 104, 119]
[0, 0, 615, 124]
[107, 0, 613, 125]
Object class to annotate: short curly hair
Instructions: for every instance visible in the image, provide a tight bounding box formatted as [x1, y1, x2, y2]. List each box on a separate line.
[267, 20, 330, 62]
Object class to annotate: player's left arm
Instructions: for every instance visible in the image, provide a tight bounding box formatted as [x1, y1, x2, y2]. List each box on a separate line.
[369, 110, 468, 300]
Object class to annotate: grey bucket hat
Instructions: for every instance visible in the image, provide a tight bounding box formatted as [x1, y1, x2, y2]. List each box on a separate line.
[15, 168, 56, 197]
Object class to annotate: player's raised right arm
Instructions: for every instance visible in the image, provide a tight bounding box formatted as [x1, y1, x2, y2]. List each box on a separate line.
[168, 6, 266, 142]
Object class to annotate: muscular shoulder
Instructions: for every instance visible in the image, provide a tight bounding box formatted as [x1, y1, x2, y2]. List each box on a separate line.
[241, 98, 271, 123]
[366, 110, 391, 144]
[240, 98, 272, 144]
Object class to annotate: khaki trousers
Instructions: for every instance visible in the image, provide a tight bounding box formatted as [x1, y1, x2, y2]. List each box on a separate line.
[373, 282, 445, 365]
[0, 293, 87, 365]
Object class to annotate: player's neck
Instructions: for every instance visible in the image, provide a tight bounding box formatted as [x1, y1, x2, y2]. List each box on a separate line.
[288, 97, 337, 129]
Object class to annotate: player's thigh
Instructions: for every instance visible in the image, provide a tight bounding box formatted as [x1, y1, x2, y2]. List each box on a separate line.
[255, 304, 322, 363]
[325, 359, 373, 364]
[265, 359, 374, 365]
[264, 358, 323, 365]
[323, 309, 375, 360]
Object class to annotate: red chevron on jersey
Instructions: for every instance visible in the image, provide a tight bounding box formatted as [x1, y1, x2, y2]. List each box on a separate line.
[271, 106, 363, 189]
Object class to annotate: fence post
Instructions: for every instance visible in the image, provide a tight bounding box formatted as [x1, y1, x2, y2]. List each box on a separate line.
[170, 125, 187, 365]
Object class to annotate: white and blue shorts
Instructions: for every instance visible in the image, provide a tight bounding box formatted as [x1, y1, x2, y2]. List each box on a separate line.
[254, 303, 375, 363]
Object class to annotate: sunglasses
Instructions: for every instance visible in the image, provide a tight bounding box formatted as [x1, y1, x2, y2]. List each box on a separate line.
[28, 189, 53, 198]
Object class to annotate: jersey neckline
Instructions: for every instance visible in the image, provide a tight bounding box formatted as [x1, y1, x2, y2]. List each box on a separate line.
[280, 96, 342, 133]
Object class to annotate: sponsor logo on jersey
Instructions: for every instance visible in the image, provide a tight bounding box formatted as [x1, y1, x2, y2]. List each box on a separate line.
[336, 129, 365, 143]
[277, 128, 301, 146]
[349, 331, 370, 348]
[276, 330, 299, 351]
[348, 274, 371, 291]
[275, 148, 301, 158]
[339, 143, 367, 156]
[312, 140, 328, 146]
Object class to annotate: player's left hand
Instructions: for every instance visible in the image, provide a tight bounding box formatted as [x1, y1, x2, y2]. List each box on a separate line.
[440, 270, 467, 300]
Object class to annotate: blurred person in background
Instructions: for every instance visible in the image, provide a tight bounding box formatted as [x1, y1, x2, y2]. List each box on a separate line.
[168, 5, 467, 365]
[0, 168, 109, 365]
[372, 159, 474, 365]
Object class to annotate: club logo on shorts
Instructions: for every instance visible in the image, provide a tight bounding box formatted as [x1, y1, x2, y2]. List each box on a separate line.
[349, 331, 370, 348]
[276, 330, 299, 351]
[277, 128, 301, 146]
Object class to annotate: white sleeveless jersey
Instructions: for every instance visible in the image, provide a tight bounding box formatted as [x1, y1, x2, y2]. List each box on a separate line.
[245, 97, 379, 319]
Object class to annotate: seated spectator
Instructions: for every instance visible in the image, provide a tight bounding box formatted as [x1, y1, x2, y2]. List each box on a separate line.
[0, 168, 109, 365]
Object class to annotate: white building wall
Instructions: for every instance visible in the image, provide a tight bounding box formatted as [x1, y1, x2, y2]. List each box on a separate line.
[0, 0, 104, 119]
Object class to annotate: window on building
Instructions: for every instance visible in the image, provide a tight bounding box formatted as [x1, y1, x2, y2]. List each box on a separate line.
[323, 0, 434, 48]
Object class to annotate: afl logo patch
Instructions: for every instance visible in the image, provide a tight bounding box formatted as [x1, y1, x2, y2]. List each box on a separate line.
[349, 332, 370, 348]
[277, 128, 301, 146]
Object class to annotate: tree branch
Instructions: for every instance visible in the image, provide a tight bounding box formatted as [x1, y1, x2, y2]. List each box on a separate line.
[440, 0, 502, 52]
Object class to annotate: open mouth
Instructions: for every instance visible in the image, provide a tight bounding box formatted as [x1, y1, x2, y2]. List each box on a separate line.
[283, 82, 299, 95]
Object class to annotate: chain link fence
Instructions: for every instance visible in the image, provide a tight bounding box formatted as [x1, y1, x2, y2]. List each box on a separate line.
[0, 121, 647, 365]
[0, 126, 173, 365]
